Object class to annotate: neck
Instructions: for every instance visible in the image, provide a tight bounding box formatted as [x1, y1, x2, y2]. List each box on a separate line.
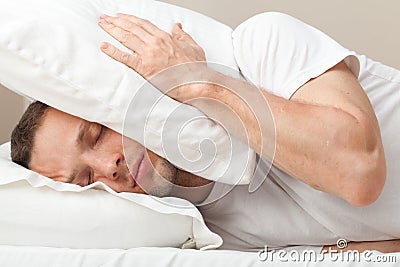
[169, 169, 214, 205]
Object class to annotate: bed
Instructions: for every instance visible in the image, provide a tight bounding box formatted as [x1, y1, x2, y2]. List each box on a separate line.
[1, 245, 399, 266]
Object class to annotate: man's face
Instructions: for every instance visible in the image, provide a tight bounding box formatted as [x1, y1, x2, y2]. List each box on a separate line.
[29, 108, 177, 196]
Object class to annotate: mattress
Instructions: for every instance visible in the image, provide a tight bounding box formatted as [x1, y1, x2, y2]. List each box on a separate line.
[0, 246, 399, 267]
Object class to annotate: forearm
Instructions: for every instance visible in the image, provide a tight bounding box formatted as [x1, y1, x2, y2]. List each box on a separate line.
[194, 70, 385, 205]
[97, 14, 385, 205]
[202, 74, 353, 186]
[322, 240, 400, 254]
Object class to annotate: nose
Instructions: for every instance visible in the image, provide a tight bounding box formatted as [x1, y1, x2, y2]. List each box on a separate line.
[91, 152, 123, 181]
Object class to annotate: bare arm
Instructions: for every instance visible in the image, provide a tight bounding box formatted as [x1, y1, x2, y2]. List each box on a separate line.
[195, 62, 386, 206]
[323, 239, 400, 254]
[98, 14, 386, 206]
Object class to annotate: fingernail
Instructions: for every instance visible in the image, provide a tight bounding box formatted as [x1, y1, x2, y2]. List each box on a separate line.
[99, 18, 108, 25]
[100, 42, 109, 50]
[100, 14, 109, 19]
[177, 23, 182, 29]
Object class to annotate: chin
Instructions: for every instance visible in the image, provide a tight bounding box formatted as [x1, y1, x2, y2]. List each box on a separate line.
[147, 183, 175, 197]
[139, 158, 177, 197]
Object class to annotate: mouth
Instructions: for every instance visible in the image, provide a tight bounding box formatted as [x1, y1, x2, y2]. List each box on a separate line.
[129, 173, 137, 188]
[129, 154, 146, 188]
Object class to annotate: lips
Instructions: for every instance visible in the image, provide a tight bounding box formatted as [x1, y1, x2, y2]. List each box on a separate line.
[129, 173, 137, 188]
[129, 154, 145, 187]
[136, 155, 148, 185]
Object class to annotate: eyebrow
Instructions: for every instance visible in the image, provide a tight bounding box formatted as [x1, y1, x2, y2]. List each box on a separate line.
[67, 169, 78, 184]
[66, 121, 90, 183]
[76, 121, 91, 146]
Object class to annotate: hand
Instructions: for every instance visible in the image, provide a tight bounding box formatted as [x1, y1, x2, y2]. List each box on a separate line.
[98, 13, 206, 80]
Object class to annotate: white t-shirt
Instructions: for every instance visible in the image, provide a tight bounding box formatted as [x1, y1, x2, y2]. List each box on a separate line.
[199, 12, 400, 252]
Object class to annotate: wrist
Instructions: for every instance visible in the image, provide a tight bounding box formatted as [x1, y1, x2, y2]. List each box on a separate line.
[168, 65, 222, 102]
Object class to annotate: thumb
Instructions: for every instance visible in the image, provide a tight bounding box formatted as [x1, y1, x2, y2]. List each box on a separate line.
[172, 23, 183, 37]
[172, 23, 194, 42]
[172, 23, 199, 46]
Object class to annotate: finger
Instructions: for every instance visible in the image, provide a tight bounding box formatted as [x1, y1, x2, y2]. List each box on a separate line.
[171, 23, 197, 44]
[100, 42, 138, 70]
[98, 18, 144, 54]
[171, 23, 184, 39]
[101, 15, 152, 41]
[115, 13, 167, 37]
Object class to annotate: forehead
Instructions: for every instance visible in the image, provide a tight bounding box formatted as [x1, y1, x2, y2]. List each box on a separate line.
[29, 108, 84, 179]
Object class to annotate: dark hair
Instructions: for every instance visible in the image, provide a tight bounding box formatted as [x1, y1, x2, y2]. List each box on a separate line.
[11, 101, 50, 168]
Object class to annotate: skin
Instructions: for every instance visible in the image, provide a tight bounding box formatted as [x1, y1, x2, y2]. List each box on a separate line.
[26, 13, 398, 253]
[322, 240, 400, 254]
[30, 107, 400, 254]
[30, 107, 171, 195]
[95, 13, 396, 252]
[30, 107, 213, 201]
[98, 13, 386, 207]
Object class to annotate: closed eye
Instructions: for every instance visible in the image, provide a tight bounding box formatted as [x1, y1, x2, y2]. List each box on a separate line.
[87, 169, 93, 186]
[96, 125, 103, 144]
[87, 124, 103, 185]
[91, 124, 104, 148]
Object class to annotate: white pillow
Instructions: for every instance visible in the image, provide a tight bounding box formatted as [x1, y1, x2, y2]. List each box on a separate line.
[0, 142, 222, 249]
[0, 0, 255, 185]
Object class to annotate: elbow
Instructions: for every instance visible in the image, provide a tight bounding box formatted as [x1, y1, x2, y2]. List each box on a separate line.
[345, 171, 386, 207]
[343, 143, 387, 207]
[337, 114, 387, 207]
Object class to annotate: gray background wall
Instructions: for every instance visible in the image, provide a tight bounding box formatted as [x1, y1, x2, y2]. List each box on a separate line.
[1, 0, 399, 143]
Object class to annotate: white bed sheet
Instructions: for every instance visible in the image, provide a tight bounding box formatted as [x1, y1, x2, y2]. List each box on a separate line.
[0, 246, 399, 267]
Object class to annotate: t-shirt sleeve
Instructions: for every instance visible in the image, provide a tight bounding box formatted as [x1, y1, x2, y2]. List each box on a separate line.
[232, 12, 360, 99]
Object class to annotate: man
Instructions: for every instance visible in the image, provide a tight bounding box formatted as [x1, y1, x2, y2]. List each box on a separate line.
[11, 13, 400, 252]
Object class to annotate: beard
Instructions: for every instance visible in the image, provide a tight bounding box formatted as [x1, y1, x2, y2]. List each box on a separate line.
[139, 155, 178, 197]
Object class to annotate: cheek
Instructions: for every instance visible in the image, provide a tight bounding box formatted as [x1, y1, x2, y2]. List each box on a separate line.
[147, 150, 161, 166]
[120, 135, 146, 154]
[103, 130, 124, 150]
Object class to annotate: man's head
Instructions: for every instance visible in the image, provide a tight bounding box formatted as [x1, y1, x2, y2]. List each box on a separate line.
[11, 101, 178, 196]
[11, 101, 49, 169]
